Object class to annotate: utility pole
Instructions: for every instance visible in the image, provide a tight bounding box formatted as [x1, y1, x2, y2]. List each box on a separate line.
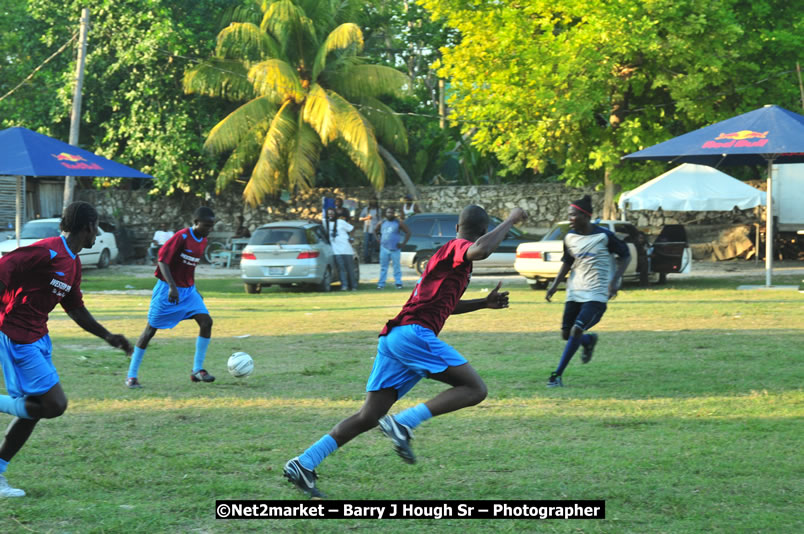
[63, 7, 89, 210]
[797, 62, 804, 111]
[438, 79, 446, 129]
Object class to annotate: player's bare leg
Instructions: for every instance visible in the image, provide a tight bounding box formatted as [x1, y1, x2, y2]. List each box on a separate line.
[424, 362, 488, 416]
[330, 388, 397, 446]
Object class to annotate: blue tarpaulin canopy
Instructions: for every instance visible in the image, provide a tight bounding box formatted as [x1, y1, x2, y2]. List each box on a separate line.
[0, 127, 153, 178]
[0, 126, 153, 247]
[623, 105, 804, 286]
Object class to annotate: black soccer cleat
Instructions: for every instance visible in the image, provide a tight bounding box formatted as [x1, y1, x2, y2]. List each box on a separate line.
[378, 415, 416, 464]
[547, 372, 563, 387]
[190, 369, 215, 383]
[581, 333, 598, 364]
[284, 457, 324, 499]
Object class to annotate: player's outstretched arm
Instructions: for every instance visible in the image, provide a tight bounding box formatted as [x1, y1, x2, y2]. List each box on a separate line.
[66, 307, 133, 355]
[465, 208, 528, 262]
[453, 281, 509, 315]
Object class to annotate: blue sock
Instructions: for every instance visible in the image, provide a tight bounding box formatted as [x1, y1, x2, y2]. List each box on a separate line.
[299, 434, 338, 470]
[0, 395, 30, 419]
[193, 337, 211, 373]
[555, 336, 582, 376]
[580, 334, 592, 347]
[395, 403, 433, 430]
[128, 347, 146, 379]
[0, 459, 7, 474]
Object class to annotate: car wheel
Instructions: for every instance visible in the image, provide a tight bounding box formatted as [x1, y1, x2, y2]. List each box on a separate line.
[529, 279, 549, 290]
[244, 283, 261, 294]
[317, 267, 332, 292]
[97, 249, 111, 269]
[415, 253, 432, 274]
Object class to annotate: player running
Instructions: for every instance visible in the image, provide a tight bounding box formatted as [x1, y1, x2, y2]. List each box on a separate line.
[126, 207, 216, 388]
[285, 205, 528, 498]
[544, 195, 630, 387]
[0, 202, 132, 498]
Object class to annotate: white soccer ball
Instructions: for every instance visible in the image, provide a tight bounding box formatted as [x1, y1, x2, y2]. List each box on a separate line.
[228, 352, 254, 378]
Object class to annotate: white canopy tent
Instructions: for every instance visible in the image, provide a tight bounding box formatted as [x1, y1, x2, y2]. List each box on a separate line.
[619, 163, 766, 212]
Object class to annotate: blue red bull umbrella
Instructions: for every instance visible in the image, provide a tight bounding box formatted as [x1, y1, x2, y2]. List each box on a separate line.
[0, 126, 153, 178]
[623, 105, 804, 286]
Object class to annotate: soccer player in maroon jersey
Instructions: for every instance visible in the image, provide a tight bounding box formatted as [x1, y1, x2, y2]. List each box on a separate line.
[126, 207, 216, 388]
[0, 202, 132, 498]
[285, 205, 528, 498]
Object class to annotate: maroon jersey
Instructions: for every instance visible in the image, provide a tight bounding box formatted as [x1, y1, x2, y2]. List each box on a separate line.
[380, 239, 474, 336]
[0, 236, 84, 344]
[156, 227, 207, 288]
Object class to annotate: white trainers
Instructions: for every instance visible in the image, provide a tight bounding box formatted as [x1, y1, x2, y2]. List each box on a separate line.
[0, 474, 25, 497]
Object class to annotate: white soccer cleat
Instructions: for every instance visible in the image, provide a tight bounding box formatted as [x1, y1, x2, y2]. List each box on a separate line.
[0, 475, 25, 498]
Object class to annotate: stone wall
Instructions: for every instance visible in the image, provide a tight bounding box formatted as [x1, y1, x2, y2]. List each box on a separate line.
[78, 181, 765, 252]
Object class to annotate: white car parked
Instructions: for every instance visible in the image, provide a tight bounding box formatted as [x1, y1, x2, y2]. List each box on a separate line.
[514, 220, 689, 289]
[0, 218, 118, 268]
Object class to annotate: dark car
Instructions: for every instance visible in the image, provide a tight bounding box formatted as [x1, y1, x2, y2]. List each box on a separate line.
[400, 213, 532, 274]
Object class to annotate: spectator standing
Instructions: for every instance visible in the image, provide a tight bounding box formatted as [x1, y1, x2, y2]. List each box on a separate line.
[401, 194, 421, 220]
[375, 208, 411, 289]
[148, 223, 174, 264]
[324, 208, 358, 291]
[334, 197, 351, 222]
[233, 215, 251, 239]
[359, 199, 381, 263]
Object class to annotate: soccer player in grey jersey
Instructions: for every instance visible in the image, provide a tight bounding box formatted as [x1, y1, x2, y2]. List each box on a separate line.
[544, 195, 630, 387]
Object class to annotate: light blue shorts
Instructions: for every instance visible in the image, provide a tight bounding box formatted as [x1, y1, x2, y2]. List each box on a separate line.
[366, 324, 468, 399]
[147, 280, 209, 329]
[0, 331, 58, 398]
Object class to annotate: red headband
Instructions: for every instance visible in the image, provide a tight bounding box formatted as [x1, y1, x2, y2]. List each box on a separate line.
[570, 203, 592, 217]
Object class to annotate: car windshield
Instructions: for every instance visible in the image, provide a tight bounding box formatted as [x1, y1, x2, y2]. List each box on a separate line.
[20, 221, 60, 240]
[542, 223, 570, 241]
[250, 227, 307, 245]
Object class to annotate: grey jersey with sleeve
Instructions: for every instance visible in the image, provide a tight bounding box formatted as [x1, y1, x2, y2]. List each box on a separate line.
[562, 226, 630, 303]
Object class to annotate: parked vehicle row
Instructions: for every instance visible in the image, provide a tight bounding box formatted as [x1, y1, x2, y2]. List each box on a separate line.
[0, 218, 118, 268]
[399, 213, 536, 274]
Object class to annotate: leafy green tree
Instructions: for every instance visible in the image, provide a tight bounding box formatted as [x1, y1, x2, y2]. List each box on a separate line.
[419, 0, 804, 214]
[1, 1, 236, 195]
[184, 0, 410, 205]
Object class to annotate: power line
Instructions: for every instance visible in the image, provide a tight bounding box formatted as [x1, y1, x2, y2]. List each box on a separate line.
[0, 32, 78, 104]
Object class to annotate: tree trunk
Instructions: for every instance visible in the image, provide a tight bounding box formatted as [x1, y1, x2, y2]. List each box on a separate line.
[378, 144, 419, 199]
[603, 168, 620, 220]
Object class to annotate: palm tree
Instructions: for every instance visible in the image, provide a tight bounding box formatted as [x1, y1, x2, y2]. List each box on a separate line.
[184, 0, 411, 206]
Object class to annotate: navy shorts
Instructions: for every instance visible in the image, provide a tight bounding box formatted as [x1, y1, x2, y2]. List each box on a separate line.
[562, 300, 607, 333]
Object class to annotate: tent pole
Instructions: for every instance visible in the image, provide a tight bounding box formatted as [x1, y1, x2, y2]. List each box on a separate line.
[765, 158, 774, 287]
[15, 176, 22, 249]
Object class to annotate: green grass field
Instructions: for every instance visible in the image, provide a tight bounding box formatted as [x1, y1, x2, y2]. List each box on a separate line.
[1, 271, 802, 533]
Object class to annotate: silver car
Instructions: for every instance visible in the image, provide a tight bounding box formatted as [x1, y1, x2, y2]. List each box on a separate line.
[239, 221, 359, 293]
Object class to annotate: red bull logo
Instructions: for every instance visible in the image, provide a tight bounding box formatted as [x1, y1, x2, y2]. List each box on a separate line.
[53, 152, 86, 162]
[703, 130, 769, 149]
[51, 152, 102, 170]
